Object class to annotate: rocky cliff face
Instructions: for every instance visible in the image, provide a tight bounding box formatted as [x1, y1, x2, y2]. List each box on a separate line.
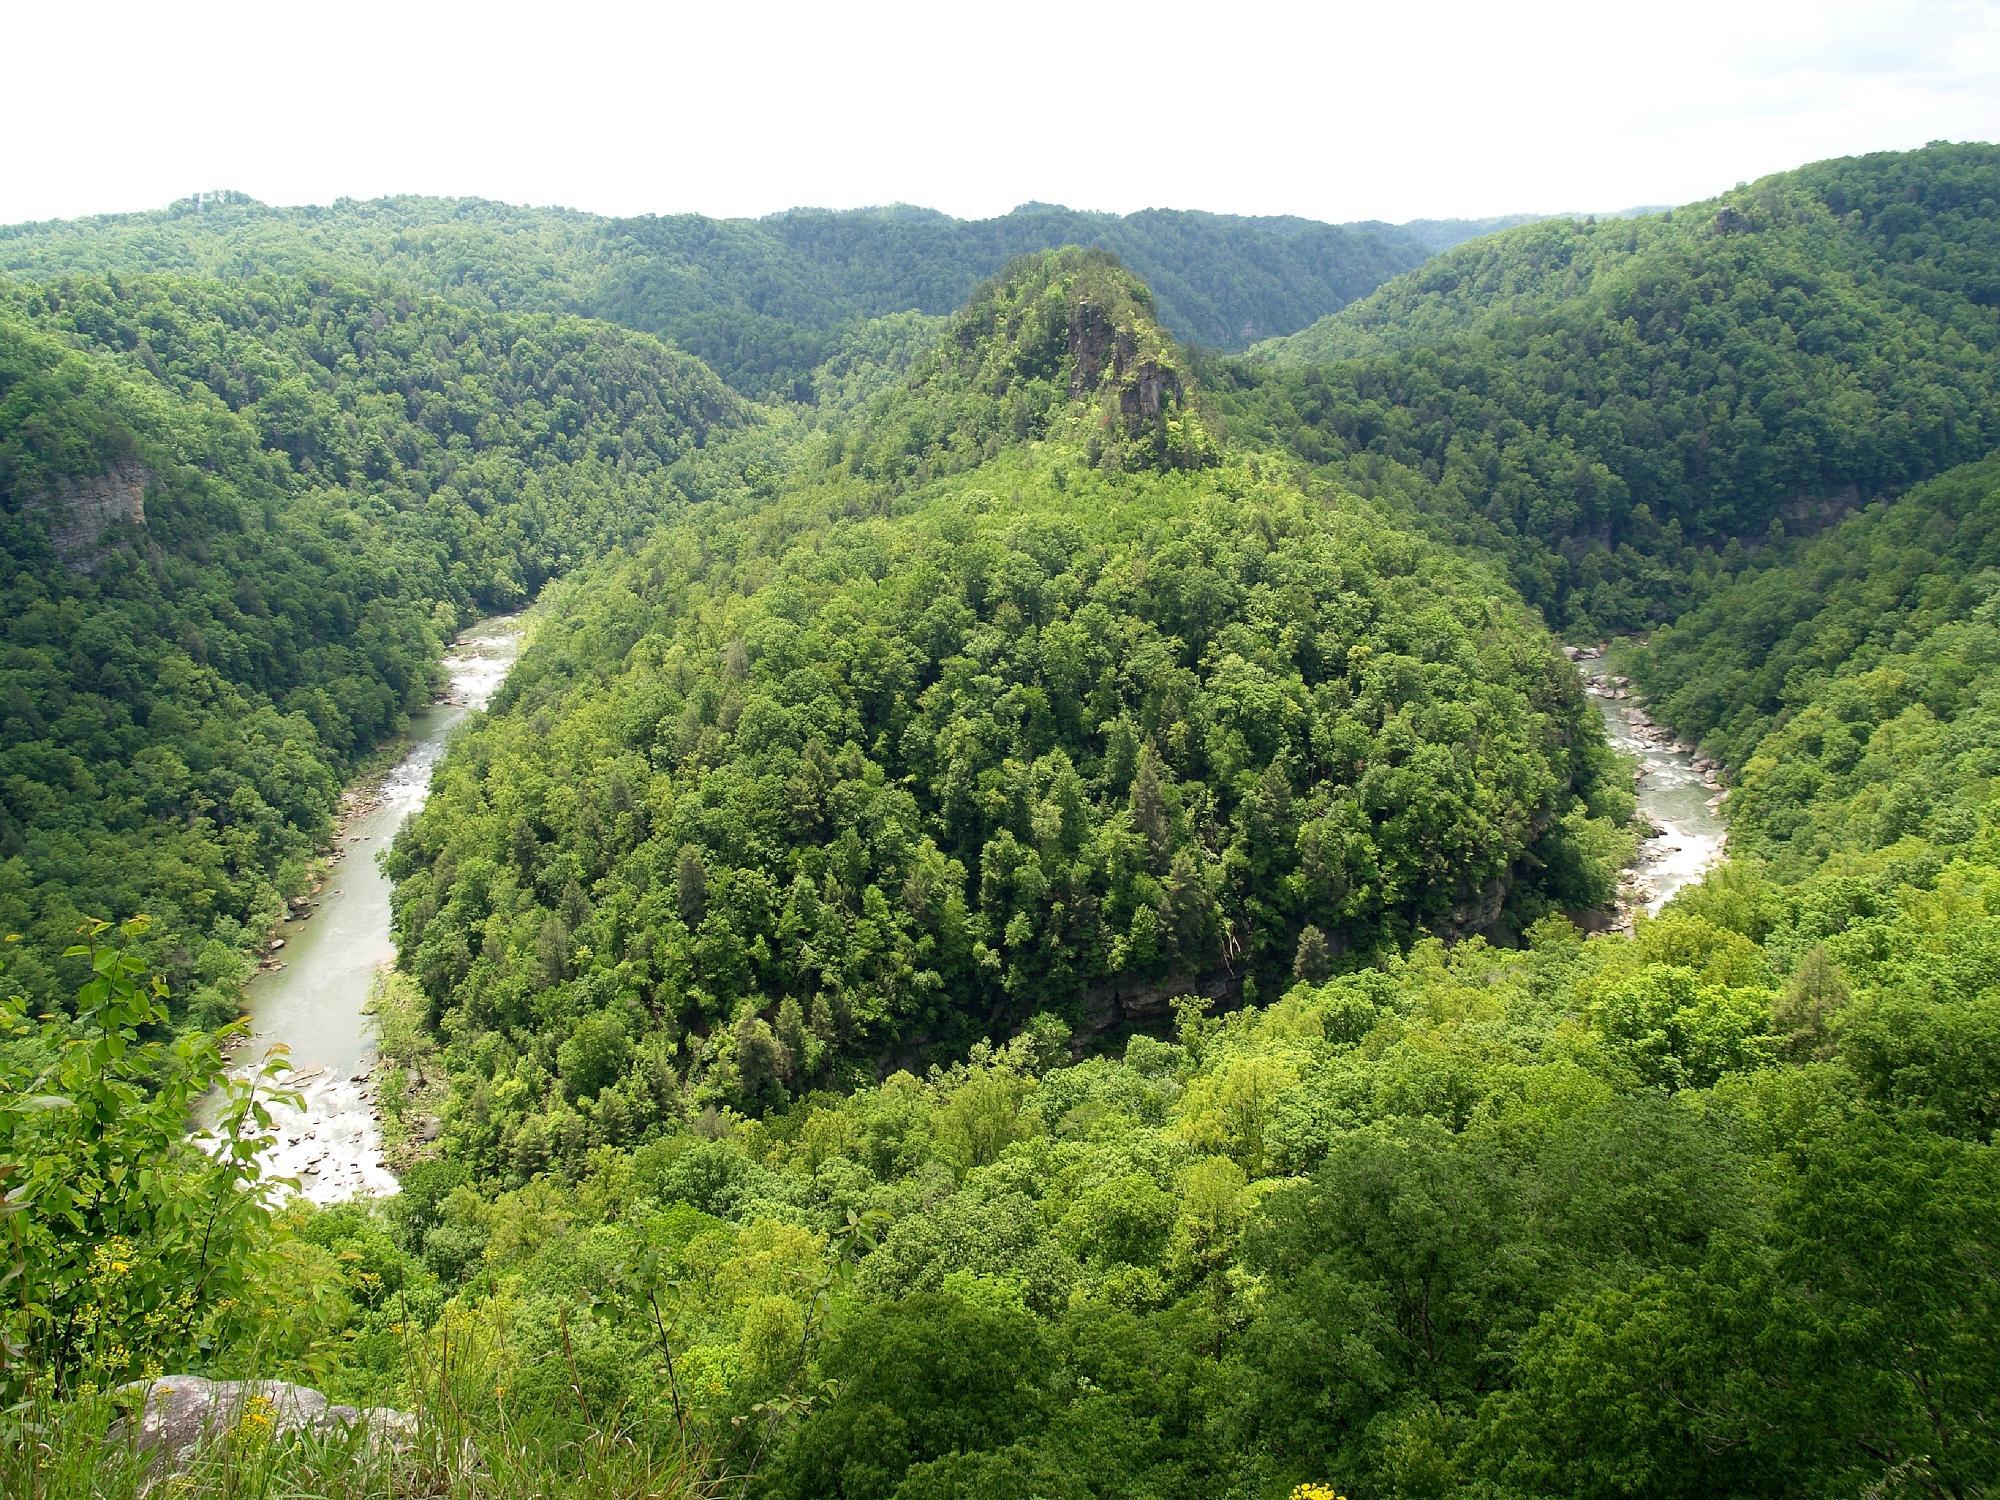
[923, 249, 1218, 473]
[1067, 295, 1187, 423]
[23, 459, 150, 570]
[1076, 964, 1241, 1047]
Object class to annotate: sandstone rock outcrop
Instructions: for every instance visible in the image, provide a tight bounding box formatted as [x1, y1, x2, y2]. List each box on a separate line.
[23, 460, 150, 571]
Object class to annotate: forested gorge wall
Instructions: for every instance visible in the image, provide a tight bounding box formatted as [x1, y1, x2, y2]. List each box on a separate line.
[5, 142, 2000, 1500]
[1232, 142, 2000, 634]
[0, 276, 750, 1019]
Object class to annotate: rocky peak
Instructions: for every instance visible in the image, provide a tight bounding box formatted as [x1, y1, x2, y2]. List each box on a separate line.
[953, 248, 1216, 470]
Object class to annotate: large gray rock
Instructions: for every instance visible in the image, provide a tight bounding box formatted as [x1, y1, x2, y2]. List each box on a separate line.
[109, 1375, 415, 1469]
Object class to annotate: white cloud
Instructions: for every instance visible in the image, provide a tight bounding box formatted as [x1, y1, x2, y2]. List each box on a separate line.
[4, 0, 1996, 227]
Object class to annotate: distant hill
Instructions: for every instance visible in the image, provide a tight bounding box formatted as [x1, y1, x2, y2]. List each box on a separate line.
[1226, 143, 2000, 631]
[1392, 213, 1549, 252]
[0, 195, 1435, 397]
[1394, 205, 1672, 254]
[1253, 149, 1996, 367]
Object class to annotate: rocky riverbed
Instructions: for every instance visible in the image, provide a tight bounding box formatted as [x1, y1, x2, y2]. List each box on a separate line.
[1566, 643, 1729, 926]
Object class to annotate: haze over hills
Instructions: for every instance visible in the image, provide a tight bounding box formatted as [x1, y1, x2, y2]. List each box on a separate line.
[4, 141, 2000, 1500]
[0, 191, 1674, 404]
[1391, 205, 1670, 254]
[0, 194, 1451, 399]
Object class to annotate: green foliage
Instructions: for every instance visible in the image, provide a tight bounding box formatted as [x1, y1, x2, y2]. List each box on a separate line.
[805, 311, 950, 417]
[9, 145, 2000, 1500]
[387, 292, 1621, 1159]
[1224, 144, 2000, 632]
[774, 1291, 1048, 1499]
[0, 276, 747, 1020]
[106, 856, 1989, 1499]
[5, 1356, 707, 1499]
[1638, 452, 2000, 874]
[0, 194, 1435, 398]
[840, 249, 1221, 481]
[0, 919, 293, 1405]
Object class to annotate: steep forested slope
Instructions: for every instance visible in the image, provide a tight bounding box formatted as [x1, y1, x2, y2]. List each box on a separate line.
[385, 253, 1629, 1162]
[0, 277, 748, 1019]
[1225, 143, 2000, 632]
[17, 273, 749, 602]
[346, 253, 2000, 1500]
[1259, 147, 2000, 364]
[1637, 451, 2000, 875]
[0, 195, 1433, 397]
[9, 146, 2000, 1500]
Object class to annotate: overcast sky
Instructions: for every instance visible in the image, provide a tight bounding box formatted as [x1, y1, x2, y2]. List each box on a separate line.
[7, 0, 1998, 227]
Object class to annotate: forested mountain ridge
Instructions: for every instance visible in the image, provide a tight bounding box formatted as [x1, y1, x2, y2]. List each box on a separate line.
[1224, 143, 2000, 633]
[384, 252, 1631, 1161]
[1255, 144, 2000, 365]
[0, 274, 753, 1020]
[1382, 204, 1670, 257]
[14, 272, 751, 600]
[6, 142, 2000, 1500]
[0, 194, 1438, 399]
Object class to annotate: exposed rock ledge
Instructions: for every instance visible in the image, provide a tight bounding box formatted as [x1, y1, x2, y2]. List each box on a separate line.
[23, 459, 149, 571]
[110, 1375, 414, 1470]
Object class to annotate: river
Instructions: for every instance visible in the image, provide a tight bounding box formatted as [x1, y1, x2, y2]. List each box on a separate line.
[202, 621, 1708, 1199]
[1577, 652, 1729, 917]
[205, 614, 524, 1203]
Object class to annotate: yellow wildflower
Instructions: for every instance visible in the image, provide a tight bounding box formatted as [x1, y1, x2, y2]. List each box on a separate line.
[237, 1394, 275, 1434]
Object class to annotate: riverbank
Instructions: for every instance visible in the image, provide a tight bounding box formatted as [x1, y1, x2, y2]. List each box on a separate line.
[1568, 643, 1729, 928]
[201, 614, 526, 1204]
